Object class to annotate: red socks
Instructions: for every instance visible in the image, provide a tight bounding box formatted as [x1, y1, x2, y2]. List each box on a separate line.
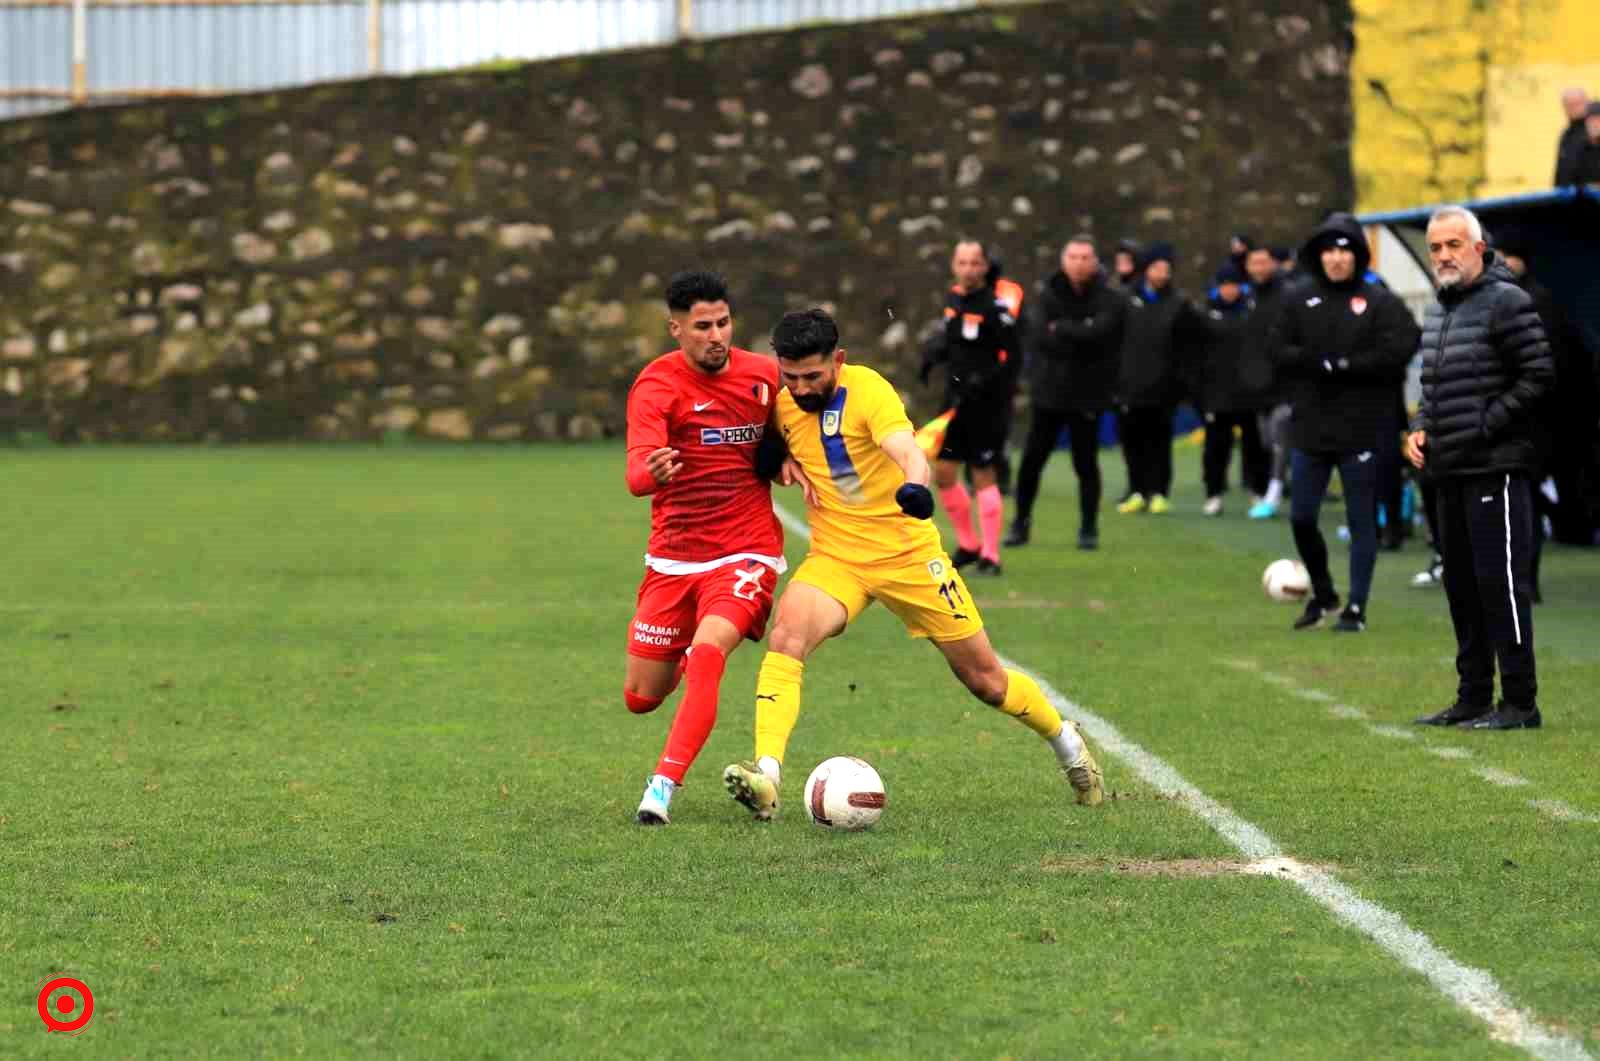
[940, 483, 980, 553]
[654, 644, 726, 783]
[977, 485, 1003, 563]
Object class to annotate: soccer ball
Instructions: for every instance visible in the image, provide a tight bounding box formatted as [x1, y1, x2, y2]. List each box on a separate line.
[1262, 558, 1311, 602]
[803, 756, 886, 831]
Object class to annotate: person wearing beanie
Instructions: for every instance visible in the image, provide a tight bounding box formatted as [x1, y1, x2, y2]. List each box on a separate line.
[1115, 241, 1196, 516]
[1189, 261, 1270, 515]
[1268, 215, 1419, 632]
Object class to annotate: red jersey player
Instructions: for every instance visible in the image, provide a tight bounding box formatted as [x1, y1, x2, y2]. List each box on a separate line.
[625, 270, 789, 824]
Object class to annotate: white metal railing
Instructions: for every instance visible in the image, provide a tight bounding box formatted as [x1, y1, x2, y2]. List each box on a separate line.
[0, 0, 999, 114]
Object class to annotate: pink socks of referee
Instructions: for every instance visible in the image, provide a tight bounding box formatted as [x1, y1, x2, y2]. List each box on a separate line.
[940, 483, 981, 554]
[976, 485, 1002, 563]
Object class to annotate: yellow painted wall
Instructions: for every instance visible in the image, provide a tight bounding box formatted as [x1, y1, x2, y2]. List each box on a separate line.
[1352, 0, 1600, 210]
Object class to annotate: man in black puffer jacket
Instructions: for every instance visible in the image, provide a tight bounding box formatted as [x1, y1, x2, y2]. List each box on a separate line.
[1407, 206, 1554, 731]
[1009, 234, 1126, 550]
[1269, 214, 1419, 633]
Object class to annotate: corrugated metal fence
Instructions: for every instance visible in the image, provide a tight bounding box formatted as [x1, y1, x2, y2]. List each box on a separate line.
[0, 0, 986, 121]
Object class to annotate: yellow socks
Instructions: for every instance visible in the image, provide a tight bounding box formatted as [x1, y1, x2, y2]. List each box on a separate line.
[998, 668, 1065, 740]
[754, 652, 806, 766]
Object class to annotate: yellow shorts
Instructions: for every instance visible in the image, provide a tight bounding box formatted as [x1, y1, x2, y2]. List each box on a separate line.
[790, 549, 985, 643]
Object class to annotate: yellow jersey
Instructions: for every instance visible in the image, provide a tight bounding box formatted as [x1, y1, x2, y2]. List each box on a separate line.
[776, 362, 942, 565]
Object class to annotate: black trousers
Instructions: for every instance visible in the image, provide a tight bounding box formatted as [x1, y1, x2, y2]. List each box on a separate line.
[1201, 411, 1268, 498]
[1290, 448, 1379, 608]
[1119, 406, 1173, 499]
[1436, 473, 1538, 708]
[1016, 408, 1102, 531]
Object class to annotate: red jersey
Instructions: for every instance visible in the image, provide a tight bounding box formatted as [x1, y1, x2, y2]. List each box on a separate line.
[625, 347, 784, 572]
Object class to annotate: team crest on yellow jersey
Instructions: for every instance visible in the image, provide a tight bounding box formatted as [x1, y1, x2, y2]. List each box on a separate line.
[926, 559, 946, 582]
[821, 409, 841, 436]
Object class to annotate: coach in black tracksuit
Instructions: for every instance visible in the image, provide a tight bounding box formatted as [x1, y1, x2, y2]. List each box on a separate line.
[1009, 236, 1126, 550]
[1409, 207, 1553, 731]
[1269, 214, 1419, 632]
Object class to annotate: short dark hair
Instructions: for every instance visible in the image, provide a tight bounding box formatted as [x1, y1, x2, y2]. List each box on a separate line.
[1065, 233, 1097, 251]
[665, 270, 731, 313]
[771, 309, 839, 362]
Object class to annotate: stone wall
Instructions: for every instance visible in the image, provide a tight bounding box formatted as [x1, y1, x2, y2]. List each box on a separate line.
[0, 0, 1354, 442]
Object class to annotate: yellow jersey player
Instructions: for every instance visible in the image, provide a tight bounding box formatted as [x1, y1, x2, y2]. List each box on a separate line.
[722, 309, 1103, 818]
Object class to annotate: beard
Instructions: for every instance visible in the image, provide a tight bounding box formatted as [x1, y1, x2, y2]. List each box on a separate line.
[693, 346, 729, 371]
[792, 385, 834, 413]
[1435, 266, 1462, 289]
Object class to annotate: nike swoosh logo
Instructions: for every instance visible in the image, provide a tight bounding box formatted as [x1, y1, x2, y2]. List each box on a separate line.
[1357, 452, 1373, 463]
[693, 400, 714, 412]
[755, 694, 778, 702]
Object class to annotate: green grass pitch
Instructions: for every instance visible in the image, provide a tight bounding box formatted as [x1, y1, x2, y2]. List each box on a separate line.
[3, 443, 1597, 1057]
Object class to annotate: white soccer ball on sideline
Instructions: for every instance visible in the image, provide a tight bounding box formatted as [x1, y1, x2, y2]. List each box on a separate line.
[803, 756, 886, 831]
[1262, 558, 1311, 603]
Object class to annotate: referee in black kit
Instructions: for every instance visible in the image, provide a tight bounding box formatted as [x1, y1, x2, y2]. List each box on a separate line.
[1408, 206, 1554, 731]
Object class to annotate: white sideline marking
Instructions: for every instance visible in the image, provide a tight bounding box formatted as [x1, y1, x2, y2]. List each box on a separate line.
[1475, 768, 1532, 789]
[1366, 724, 1419, 742]
[1218, 657, 1260, 671]
[1427, 747, 1474, 761]
[1293, 688, 1336, 702]
[1010, 661, 1591, 1061]
[774, 502, 1589, 1060]
[1329, 703, 1369, 720]
[1528, 800, 1600, 824]
[1258, 671, 1297, 687]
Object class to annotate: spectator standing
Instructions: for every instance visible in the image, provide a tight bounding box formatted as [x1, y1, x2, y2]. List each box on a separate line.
[1409, 206, 1553, 730]
[1554, 88, 1591, 185]
[1192, 262, 1270, 514]
[1244, 246, 1294, 520]
[1110, 239, 1141, 290]
[1269, 215, 1419, 632]
[1115, 242, 1194, 516]
[1009, 235, 1126, 550]
[1572, 102, 1600, 186]
[1496, 228, 1595, 554]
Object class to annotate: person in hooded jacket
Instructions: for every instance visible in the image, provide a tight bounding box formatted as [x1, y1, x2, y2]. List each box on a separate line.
[1190, 262, 1270, 514]
[1269, 214, 1419, 632]
[1116, 241, 1198, 515]
[1110, 239, 1142, 291]
[1407, 206, 1553, 731]
[1009, 234, 1126, 550]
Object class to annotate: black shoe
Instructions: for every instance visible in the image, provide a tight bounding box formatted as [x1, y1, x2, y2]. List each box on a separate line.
[974, 557, 1003, 576]
[1004, 519, 1031, 548]
[1414, 701, 1489, 726]
[1459, 703, 1542, 730]
[951, 547, 980, 570]
[1293, 596, 1338, 630]
[1077, 529, 1099, 551]
[1331, 603, 1366, 633]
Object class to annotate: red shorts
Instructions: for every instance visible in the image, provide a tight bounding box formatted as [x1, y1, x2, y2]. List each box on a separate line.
[627, 562, 779, 661]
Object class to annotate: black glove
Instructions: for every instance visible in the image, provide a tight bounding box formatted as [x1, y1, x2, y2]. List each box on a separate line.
[895, 483, 935, 520]
[754, 430, 787, 480]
